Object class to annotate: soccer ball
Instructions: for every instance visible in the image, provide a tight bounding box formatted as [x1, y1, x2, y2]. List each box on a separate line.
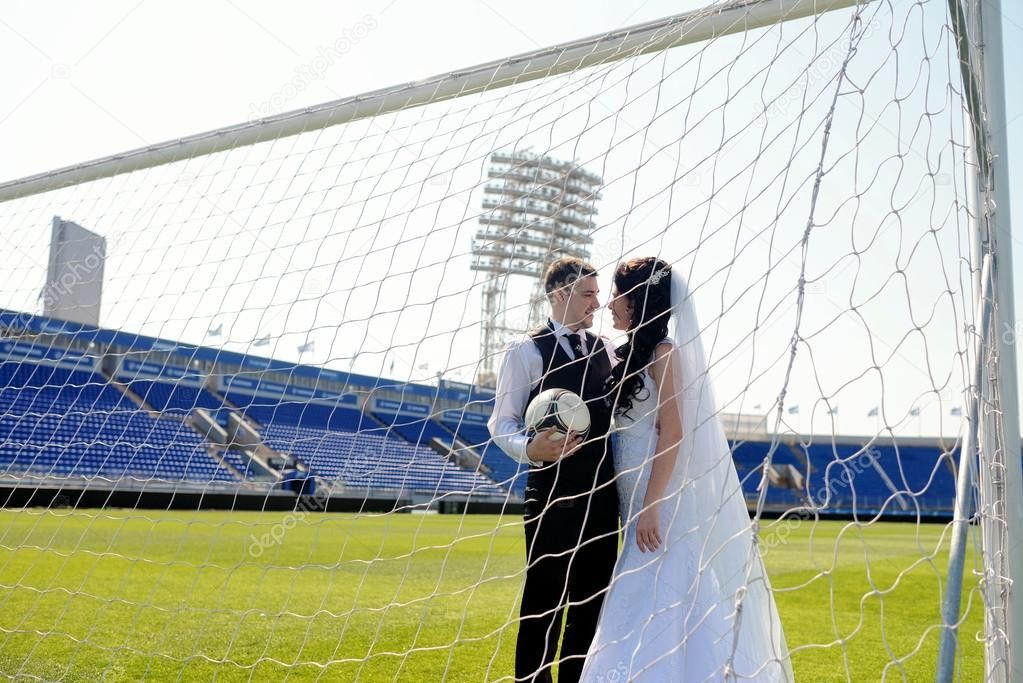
[525, 388, 591, 440]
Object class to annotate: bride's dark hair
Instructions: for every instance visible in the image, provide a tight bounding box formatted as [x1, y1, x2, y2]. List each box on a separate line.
[606, 257, 673, 416]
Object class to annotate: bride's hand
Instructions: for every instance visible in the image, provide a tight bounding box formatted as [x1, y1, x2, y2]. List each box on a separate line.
[636, 505, 662, 553]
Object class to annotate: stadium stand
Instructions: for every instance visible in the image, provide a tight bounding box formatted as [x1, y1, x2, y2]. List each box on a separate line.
[371, 398, 456, 447]
[800, 440, 957, 516]
[439, 408, 528, 496]
[730, 436, 957, 517]
[222, 383, 506, 497]
[0, 308, 968, 514]
[126, 378, 223, 413]
[0, 356, 235, 483]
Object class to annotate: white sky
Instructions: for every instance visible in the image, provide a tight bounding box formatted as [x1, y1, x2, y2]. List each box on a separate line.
[1, 0, 1023, 439]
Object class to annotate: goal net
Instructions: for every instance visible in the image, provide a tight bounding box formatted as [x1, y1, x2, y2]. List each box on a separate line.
[0, 0, 1017, 680]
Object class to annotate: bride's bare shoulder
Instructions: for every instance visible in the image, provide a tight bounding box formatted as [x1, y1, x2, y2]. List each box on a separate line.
[649, 339, 677, 374]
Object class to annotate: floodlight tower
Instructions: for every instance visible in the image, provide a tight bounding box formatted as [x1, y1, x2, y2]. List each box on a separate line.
[472, 150, 603, 387]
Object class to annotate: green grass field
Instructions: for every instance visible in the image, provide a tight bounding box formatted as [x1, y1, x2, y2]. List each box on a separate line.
[0, 508, 984, 681]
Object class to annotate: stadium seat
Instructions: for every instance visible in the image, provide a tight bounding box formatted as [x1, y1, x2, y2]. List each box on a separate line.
[0, 360, 237, 484]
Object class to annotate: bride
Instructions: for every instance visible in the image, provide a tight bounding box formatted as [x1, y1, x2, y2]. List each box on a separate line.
[580, 257, 793, 682]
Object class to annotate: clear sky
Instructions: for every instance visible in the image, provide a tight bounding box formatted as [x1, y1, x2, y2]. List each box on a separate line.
[0, 0, 1021, 439]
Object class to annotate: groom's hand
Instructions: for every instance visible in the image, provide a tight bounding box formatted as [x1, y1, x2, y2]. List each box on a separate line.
[526, 428, 584, 462]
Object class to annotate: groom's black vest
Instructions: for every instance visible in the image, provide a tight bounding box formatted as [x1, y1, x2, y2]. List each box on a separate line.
[525, 323, 618, 503]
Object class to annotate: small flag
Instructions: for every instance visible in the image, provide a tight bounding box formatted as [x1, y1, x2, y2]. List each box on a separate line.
[754, 403, 762, 411]
[868, 407, 878, 417]
[254, 334, 270, 347]
[910, 407, 920, 417]
[208, 323, 223, 336]
[787, 405, 799, 415]
[417, 362, 429, 371]
[950, 406, 962, 416]
[297, 340, 314, 353]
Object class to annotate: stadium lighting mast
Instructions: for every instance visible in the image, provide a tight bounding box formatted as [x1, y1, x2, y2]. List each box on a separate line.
[471, 150, 603, 387]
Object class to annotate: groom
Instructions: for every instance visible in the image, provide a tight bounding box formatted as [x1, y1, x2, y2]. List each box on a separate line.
[489, 257, 620, 683]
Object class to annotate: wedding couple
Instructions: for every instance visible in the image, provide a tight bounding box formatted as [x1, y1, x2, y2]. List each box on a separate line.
[489, 256, 793, 682]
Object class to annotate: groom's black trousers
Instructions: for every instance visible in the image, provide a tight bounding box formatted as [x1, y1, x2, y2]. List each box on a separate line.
[516, 488, 619, 683]
[514, 323, 620, 682]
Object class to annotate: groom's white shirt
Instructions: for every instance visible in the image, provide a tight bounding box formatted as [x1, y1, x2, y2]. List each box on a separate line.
[488, 319, 617, 466]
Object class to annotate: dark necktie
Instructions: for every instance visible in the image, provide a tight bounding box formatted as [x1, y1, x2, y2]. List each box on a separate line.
[565, 332, 585, 360]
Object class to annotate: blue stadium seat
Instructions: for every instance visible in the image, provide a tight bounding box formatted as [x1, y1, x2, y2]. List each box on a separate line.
[729, 440, 806, 510]
[218, 449, 265, 480]
[0, 360, 238, 484]
[798, 441, 955, 516]
[222, 387, 506, 497]
[226, 393, 370, 432]
[439, 416, 527, 496]
[127, 379, 224, 413]
[258, 423, 505, 497]
[372, 410, 454, 446]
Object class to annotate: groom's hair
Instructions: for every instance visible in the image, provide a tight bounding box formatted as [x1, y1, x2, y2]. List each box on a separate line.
[543, 257, 597, 299]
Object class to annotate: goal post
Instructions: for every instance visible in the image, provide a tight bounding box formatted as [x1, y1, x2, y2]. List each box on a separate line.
[0, 0, 862, 204]
[963, 0, 1023, 678]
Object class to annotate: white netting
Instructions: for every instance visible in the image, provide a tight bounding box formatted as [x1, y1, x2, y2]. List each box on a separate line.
[0, 0, 1013, 680]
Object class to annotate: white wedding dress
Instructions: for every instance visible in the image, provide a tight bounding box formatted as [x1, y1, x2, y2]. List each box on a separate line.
[581, 355, 793, 682]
